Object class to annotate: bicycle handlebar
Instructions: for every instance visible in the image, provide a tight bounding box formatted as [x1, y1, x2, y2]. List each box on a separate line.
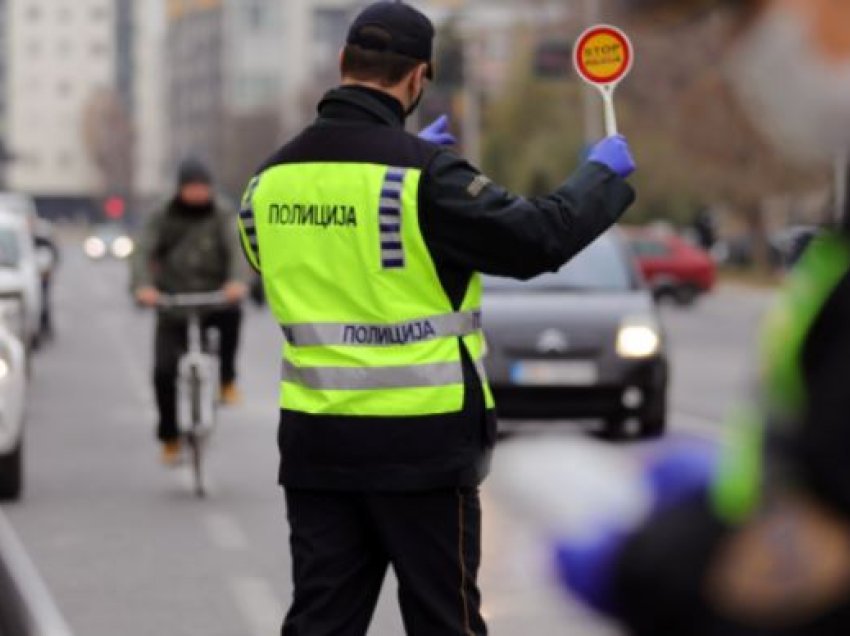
[156, 291, 232, 310]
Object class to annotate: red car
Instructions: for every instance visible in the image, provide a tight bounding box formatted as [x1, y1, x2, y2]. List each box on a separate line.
[628, 233, 716, 306]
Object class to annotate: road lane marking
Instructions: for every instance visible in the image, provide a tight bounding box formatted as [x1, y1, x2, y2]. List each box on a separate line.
[230, 576, 283, 636]
[204, 512, 248, 551]
[0, 510, 74, 636]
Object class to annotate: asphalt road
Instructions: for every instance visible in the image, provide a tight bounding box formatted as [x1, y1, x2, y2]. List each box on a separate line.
[3, 245, 774, 636]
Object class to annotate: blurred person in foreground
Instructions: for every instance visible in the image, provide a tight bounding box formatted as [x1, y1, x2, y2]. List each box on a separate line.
[237, 1, 636, 633]
[532, 1, 850, 634]
[132, 159, 248, 464]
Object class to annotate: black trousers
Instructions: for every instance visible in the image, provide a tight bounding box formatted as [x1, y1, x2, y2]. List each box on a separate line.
[153, 307, 242, 442]
[283, 488, 487, 636]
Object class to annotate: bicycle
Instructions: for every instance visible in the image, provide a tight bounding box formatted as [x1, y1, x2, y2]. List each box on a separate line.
[157, 291, 230, 497]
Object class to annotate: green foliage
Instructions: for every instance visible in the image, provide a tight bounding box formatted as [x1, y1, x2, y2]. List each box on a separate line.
[481, 49, 585, 195]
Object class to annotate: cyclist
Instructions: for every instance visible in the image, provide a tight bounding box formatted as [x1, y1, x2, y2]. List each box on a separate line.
[132, 159, 249, 464]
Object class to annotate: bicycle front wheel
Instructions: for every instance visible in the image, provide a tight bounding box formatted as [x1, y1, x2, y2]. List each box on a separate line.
[188, 365, 205, 498]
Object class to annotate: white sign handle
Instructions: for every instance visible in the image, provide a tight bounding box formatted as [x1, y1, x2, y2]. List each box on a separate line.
[600, 86, 618, 137]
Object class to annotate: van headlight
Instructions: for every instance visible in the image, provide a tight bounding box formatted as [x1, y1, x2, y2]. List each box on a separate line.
[84, 237, 107, 259]
[111, 236, 134, 259]
[617, 317, 661, 358]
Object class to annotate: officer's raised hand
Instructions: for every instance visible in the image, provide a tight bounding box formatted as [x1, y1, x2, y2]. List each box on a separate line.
[418, 114, 456, 146]
[587, 135, 636, 179]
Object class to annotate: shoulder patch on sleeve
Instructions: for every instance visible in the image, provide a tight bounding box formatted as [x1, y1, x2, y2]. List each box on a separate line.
[467, 174, 492, 198]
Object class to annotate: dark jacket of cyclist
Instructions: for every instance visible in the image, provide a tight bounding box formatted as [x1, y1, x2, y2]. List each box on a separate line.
[131, 159, 250, 463]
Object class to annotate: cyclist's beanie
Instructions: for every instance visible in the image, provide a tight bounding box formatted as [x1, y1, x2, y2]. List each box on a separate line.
[178, 158, 213, 187]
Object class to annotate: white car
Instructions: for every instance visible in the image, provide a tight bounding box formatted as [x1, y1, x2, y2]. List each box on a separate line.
[0, 193, 38, 227]
[0, 211, 42, 351]
[0, 318, 26, 500]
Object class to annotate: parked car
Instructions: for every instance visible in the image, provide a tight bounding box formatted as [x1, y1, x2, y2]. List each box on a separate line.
[628, 231, 716, 306]
[770, 225, 819, 269]
[83, 223, 134, 260]
[0, 193, 38, 227]
[0, 212, 42, 351]
[0, 312, 27, 500]
[483, 232, 669, 439]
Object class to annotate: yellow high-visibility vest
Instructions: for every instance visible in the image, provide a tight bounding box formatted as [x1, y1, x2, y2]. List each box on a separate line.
[240, 162, 494, 417]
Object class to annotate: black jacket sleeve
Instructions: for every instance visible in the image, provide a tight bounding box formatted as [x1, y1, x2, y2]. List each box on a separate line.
[419, 150, 635, 280]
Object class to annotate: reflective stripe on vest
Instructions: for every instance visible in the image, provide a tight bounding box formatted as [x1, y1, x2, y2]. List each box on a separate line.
[282, 356, 489, 391]
[379, 168, 407, 269]
[283, 359, 462, 390]
[281, 310, 481, 347]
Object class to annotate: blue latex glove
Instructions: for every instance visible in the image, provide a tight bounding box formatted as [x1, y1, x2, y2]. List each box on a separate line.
[643, 440, 719, 514]
[587, 135, 636, 178]
[418, 115, 457, 146]
[554, 529, 628, 618]
[552, 439, 718, 619]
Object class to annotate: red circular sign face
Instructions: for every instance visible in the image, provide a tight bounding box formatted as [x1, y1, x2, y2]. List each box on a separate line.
[574, 25, 633, 86]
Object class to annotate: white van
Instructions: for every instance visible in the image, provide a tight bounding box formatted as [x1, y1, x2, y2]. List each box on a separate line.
[0, 211, 43, 350]
[0, 316, 27, 499]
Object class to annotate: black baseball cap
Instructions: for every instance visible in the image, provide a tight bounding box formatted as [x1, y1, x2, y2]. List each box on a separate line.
[346, 2, 435, 78]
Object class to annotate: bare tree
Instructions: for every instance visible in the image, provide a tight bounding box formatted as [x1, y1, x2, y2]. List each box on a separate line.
[618, 10, 827, 266]
[219, 109, 283, 201]
[82, 87, 135, 204]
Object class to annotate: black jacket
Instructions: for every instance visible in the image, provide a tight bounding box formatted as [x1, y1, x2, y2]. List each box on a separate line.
[133, 198, 248, 294]
[249, 86, 635, 491]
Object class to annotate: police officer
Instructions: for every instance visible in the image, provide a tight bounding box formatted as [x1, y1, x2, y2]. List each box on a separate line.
[238, 2, 636, 634]
[133, 159, 249, 464]
[578, 219, 850, 636]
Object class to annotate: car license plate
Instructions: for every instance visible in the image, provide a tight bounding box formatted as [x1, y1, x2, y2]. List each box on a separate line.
[510, 361, 598, 386]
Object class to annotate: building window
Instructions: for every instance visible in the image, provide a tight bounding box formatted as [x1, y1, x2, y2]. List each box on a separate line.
[313, 8, 349, 68]
[247, 2, 265, 30]
[25, 4, 40, 21]
[57, 81, 72, 98]
[90, 41, 108, 57]
[27, 40, 41, 57]
[91, 4, 108, 21]
[57, 152, 73, 169]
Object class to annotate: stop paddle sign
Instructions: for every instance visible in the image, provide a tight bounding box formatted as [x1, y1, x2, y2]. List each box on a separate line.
[573, 25, 635, 136]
